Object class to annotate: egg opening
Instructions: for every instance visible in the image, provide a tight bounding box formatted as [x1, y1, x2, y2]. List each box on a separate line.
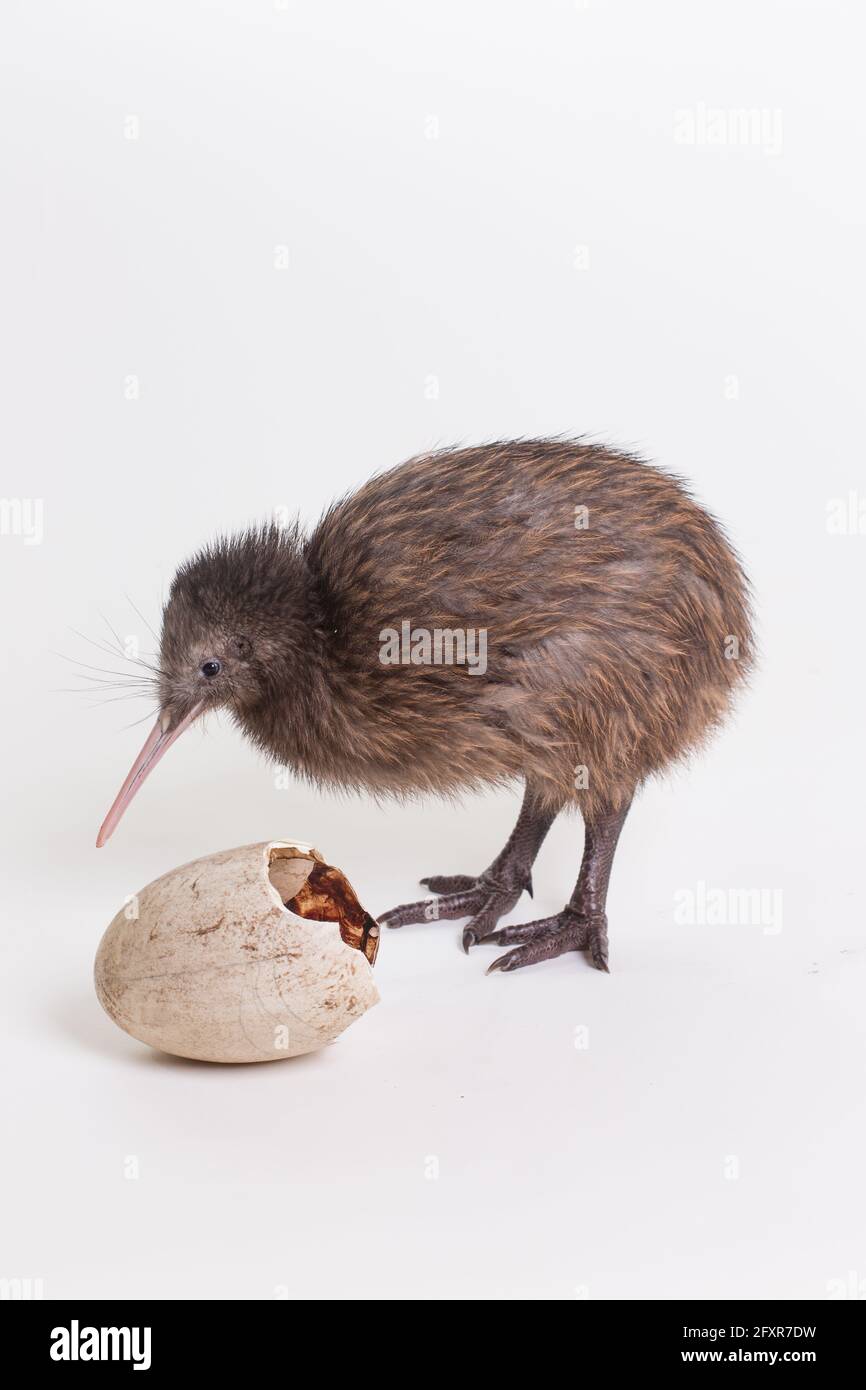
[267, 845, 380, 965]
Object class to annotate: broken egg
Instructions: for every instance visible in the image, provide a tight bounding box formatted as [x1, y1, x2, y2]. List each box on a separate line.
[94, 840, 380, 1063]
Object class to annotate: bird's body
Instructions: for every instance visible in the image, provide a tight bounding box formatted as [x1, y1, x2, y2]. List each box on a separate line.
[98, 439, 753, 974]
[245, 440, 751, 817]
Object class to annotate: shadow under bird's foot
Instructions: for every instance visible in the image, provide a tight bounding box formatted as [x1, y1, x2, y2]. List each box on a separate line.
[483, 909, 610, 974]
[377, 870, 531, 952]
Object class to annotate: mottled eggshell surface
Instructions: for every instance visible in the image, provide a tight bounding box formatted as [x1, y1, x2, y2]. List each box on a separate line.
[95, 841, 380, 1063]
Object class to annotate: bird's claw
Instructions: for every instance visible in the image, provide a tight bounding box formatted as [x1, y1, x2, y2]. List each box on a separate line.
[378, 879, 525, 947]
[379, 881, 611, 974]
[484, 911, 610, 974]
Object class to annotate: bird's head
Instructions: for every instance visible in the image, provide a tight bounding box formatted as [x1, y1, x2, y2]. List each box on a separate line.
[96, 524, 310, 846]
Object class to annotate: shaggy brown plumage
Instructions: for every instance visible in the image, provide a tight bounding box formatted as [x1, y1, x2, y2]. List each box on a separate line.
[100, 440, 754, 974]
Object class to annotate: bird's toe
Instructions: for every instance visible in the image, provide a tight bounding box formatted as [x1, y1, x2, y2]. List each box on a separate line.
[482, 909, 611, 974]
[585, 914, 610, 971]
[420, 874, 477, 894]
[378, 886, 488, 930]
[485, 927, 579, 974]
[460, 889, 525, 952]
[483, 912, 565, 948]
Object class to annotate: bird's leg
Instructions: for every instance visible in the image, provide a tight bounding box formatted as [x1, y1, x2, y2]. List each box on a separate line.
[485, 797, 632, 974]
[378, 786, 559, 951]
[422, 785, 558, 903]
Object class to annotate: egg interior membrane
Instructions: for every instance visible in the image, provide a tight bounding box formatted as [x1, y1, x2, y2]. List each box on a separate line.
[268, 845, 380, 965]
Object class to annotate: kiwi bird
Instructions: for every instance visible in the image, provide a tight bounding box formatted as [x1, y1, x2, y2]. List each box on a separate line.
[96, 440, 753, 974]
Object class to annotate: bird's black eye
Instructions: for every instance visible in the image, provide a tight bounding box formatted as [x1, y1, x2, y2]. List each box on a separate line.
[200, 659, 222, 679]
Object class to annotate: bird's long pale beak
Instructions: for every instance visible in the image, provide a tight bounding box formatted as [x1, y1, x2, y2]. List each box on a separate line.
[96, 702, 205, 847]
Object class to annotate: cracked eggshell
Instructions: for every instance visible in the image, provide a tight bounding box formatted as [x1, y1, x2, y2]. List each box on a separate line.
[94, 841, 380, 1063]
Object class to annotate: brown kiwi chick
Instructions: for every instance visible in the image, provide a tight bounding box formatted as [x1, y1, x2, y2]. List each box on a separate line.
[96, 439, 753, 974]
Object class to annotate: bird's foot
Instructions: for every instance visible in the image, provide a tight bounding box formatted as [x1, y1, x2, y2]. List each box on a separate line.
[378, 870, 531, 952]
[483, 908, 610, 974]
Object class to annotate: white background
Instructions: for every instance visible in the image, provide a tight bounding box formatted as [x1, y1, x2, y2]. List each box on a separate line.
[2, 0, 864, 1300]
